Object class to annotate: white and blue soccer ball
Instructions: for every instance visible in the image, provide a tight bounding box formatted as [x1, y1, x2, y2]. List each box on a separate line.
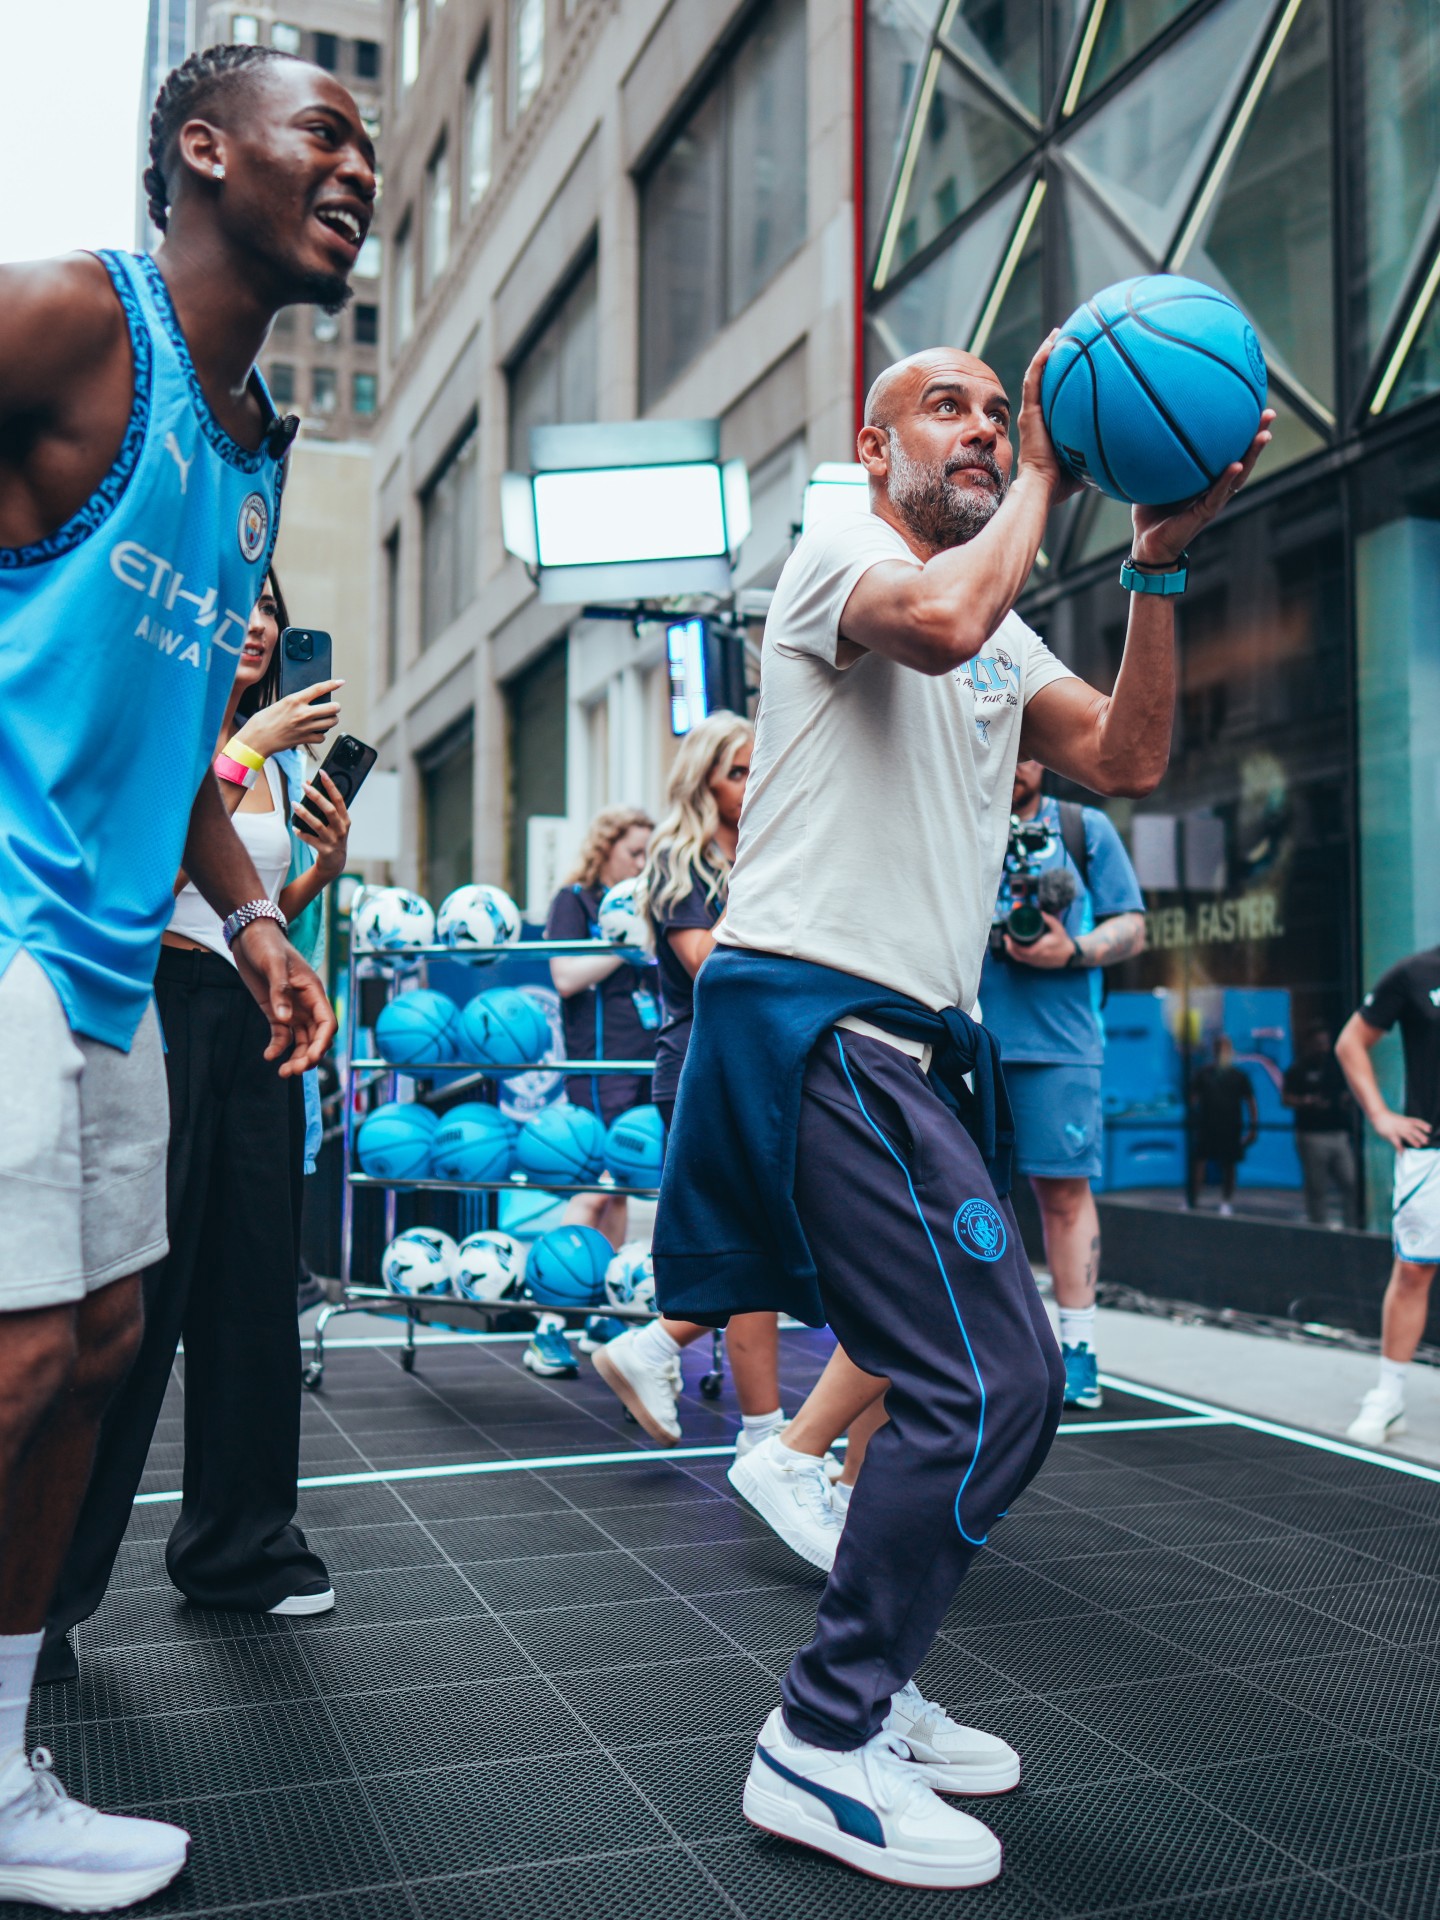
[597, 877, 648, 950]
[352, 886, 436, 952]
[604, 1241, 656, 1314]
[437, 884, 522, 952]
[455, 1230, 526, 1304]
[381, 1227, 459, 1296]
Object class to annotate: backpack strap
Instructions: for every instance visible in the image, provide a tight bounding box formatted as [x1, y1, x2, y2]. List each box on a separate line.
[1057, 800, 1090, 890]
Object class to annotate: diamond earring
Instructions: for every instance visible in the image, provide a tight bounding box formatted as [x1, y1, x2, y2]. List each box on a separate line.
[213, 164, 226, 180]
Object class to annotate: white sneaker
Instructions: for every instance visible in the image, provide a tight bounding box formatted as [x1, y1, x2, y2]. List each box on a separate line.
[592, 1329, 682, 1445]
[883, 1680, 1020, 1795]
[267, 1583, 336, 1617]
[743, 1707, 1001, 1888]
[728, 1434, 843, 1571]
[734, 1425, 842, 1480]
[1346, 1388, 1406, 1448]
[0, 1748, 189, 1912]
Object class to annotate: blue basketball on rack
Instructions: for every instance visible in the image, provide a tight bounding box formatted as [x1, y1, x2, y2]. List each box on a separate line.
[457, 987, 551, 1068]
[604, 1104, 666, 1185]
[1041, 274, 1266, 505]
[525, 1225, 612, 1309]
[516, 1103, 607, 1182]
[376, 989, 461, 1067]
[431, 1105, 517, 1182]
[356, 1102, 437, 1179]
[498, 1186, 566, 1239]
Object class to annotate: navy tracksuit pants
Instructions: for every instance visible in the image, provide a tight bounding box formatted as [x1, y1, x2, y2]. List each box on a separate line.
[781, 1030, 1065, 1750]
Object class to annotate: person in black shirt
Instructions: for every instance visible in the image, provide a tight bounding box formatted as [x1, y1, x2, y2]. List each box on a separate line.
[1336, 947, 1440, 1445]
[1281, 1024, 1356, 1228]
[1189, 1034, 1258, 1215]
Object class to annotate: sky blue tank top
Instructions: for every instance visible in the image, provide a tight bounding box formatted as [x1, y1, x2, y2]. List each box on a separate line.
[0, 251, 287, 1048]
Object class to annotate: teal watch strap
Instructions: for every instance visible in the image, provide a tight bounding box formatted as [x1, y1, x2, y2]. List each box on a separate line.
[1120, 551, 1188, 595]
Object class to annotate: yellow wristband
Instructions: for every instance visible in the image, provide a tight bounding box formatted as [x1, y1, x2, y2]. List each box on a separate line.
[224, 737, 266, 772]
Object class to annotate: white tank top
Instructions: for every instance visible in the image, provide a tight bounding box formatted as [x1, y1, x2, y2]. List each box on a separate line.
[167, 759, 292, 964]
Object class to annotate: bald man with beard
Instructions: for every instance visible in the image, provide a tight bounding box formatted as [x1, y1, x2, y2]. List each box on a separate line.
[652, 337, 1270, 1887]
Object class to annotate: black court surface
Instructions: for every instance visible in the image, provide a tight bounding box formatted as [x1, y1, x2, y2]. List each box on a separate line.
[21, 1326, 1440, 1920]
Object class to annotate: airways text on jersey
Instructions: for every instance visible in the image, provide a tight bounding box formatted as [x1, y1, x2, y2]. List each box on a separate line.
[110, 539, 249, 671]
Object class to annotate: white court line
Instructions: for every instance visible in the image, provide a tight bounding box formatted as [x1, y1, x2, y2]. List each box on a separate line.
[131, 1413, 1227, 1506]
[1100, 1371, 1440, 1487]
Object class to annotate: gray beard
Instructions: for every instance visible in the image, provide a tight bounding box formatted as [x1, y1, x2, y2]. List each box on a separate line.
[887, 435, 1006, 550]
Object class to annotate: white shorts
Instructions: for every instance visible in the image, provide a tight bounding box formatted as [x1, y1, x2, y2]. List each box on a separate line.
[1392, 1147, 1440, 1265]
[0, 950, 169, 1310]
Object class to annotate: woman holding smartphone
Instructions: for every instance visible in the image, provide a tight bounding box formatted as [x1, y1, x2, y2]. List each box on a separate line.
[40, 573, 351, 1684]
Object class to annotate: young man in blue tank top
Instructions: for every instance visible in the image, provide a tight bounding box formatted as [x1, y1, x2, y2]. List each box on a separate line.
[0, 44, 373, 1910]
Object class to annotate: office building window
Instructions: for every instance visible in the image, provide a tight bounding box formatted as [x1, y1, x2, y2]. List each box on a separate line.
[426, 137, 451, 287]
[353, 371, 379, 415]
[267, 362, 295, 405]
[419, 717, 474, 906]
[466, 47, 493, 206]
[383, 529, 401, 686]
[311, 367, 338, 413]
[313, 310, 341, 343]
[232, 13, 259, 43]
[357, 233, 382, 279]
[508, 254, 598, 469]
[354, 302, 379, 345]
[313, 30, 338, 69]
[505, 639, 567, 905]
[512, 0, 544, 119]
[399, 0, 420, 92]
[393, 218, 415, 349]
[420, 417, 479, 647]
[355, 38, 381, 79]
[640, 0, 807, 402]
[271, 20, 302, 53]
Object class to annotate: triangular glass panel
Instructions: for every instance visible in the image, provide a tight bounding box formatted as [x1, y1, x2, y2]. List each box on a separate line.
[1061, 0, 1273, 256]
[1383, 278, 1440, 415]
[972, 184, 1045, 413]
[1052, 164, 1154, 319]
[1070, 490, 1135, 565]
[1252, 388, 1327, 471]
[939, 0, 1043, 121]
[871, 176, 1031, 359]
[878, 51, 1035, 284]
[1182, 0, 1335, 412]
[864, 0, 938, 267]
[1076, 0, 1196, 105]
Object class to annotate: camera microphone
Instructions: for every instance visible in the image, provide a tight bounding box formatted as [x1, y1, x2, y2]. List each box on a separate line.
[1037, 868, 1078, 914]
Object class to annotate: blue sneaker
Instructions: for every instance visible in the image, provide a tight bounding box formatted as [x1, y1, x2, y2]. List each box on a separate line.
[1062, 1343, 1102, 1410]
[523, 1316, 578, 1377]
[577, 1314, 627, 1354]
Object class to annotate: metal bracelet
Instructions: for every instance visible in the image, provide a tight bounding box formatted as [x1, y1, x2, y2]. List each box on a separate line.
[221, 898, 288, 949]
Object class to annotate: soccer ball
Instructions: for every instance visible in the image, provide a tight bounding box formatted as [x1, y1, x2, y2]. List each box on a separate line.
[455, 1230, 526, 1303]
[352, 886, 435, 952]
[438, 884, 522, 951]
[381, 1227, 459, 1296]
[597, 877, 647, 949]
[604, 1241, 656, 1314]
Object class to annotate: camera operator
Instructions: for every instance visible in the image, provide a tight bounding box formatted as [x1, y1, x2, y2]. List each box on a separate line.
[978, 759, 1145, 1409]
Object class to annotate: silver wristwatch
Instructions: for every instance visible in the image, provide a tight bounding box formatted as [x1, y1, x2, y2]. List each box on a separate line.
[221, 898, 288, 949]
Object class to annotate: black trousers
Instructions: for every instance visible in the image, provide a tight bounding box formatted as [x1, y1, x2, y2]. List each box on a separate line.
[781, 1032, 1064, 1749]
[48, 947, 326, 1631]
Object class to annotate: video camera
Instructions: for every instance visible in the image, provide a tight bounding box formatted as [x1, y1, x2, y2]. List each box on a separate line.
[988, 815, 1077, 958]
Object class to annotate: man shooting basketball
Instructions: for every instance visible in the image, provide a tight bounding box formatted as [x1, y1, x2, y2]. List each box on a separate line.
[0, 45, 372, 1909]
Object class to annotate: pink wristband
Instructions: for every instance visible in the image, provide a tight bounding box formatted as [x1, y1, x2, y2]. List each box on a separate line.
[214, 753, 256, 789]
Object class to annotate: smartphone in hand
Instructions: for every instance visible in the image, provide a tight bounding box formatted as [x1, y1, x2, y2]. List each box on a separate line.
[294, 734, 377, 825]
[278, 627, 334, 702]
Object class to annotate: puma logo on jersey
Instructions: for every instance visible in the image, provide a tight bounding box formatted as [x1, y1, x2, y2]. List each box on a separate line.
[163, 432, 193, 494]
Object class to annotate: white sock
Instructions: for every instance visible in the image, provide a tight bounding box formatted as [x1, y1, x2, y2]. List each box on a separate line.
[1058, 1306, 1097, 1351]
[1379, 1356, 1407, 1402]
[741, 1408, 784, 1439]
[0, 1631, 41, 1768]
[830, 1479, 854, 1510]
[772, 1435, 825, 1470]
[633, 1320, 683, 1363]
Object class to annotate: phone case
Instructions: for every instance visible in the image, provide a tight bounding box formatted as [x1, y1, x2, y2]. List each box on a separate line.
[278, 628, 334, 702]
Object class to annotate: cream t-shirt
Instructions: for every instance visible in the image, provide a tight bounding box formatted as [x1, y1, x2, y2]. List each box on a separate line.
[719, 511, 1074, 1012]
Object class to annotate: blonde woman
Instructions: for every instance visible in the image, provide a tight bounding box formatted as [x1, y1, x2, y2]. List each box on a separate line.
[593, 714, 784, 1454]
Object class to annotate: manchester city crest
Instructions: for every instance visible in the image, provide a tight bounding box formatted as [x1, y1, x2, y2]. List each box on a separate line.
[237, 491, 269, 563]
[953, 1198, 1007, 1263]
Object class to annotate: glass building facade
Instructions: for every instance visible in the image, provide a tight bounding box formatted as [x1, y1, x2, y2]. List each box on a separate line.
[864, 0, 1440, 1230]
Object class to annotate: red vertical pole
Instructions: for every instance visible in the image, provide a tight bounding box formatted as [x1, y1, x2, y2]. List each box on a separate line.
[852, 0, 867, 443]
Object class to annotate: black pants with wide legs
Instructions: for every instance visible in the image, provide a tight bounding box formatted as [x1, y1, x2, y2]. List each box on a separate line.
[48, 946, 326, 1635]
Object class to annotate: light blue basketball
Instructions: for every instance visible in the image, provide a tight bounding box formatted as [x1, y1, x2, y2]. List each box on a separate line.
[1041, 274, 1266, 505]
[457, 987, 552, 1068]
[516, 1103, 607, 1182]
[525, 1225, 612, 1308]
[498, 1186, 567, 1239]
[376, 989, 461, 1068]
[430, 1104, 517, 1182]
[356, 1102, 437, 1179]
[604, 1104, 666, 1185]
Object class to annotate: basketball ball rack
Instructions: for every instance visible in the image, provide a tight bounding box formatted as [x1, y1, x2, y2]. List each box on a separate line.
[303, 935, 728, 1401]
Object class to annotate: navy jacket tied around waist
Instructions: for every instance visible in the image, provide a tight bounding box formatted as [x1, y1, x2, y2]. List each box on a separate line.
[652, 946, 1014, 1327]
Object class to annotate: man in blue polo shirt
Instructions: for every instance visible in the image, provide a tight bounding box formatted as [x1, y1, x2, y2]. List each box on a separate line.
[979, 759, 1145, 1410]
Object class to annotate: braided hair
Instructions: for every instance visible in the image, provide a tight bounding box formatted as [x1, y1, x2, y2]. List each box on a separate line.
[145, 43, 300, 232]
